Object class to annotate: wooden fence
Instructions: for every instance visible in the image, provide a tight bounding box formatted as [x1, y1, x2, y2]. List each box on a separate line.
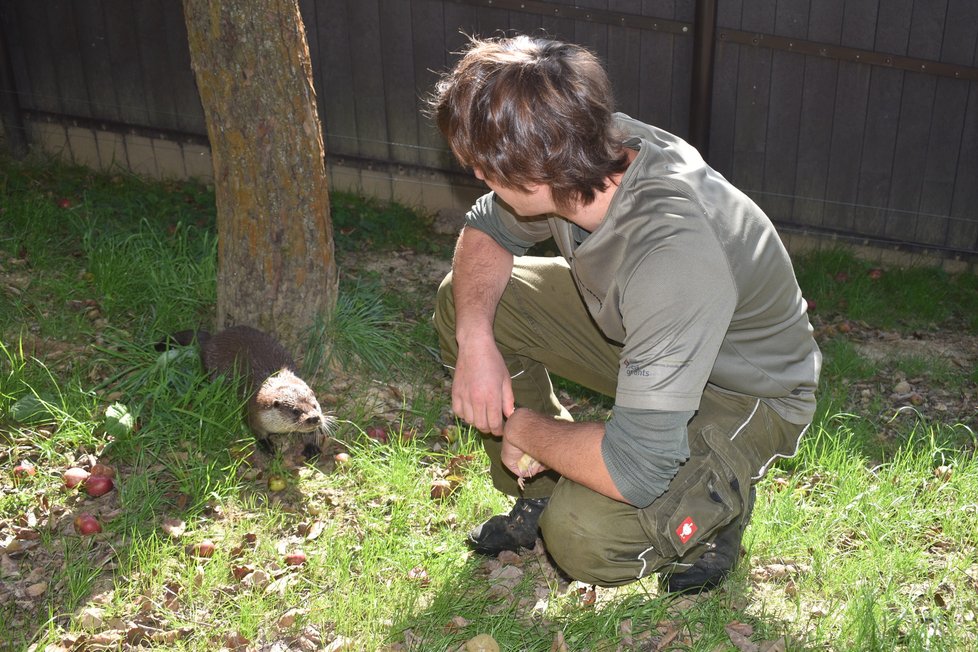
[1, 0, 977, 264]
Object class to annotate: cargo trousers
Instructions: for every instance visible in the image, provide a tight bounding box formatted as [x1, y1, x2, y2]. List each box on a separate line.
[434, 255, 809, 587]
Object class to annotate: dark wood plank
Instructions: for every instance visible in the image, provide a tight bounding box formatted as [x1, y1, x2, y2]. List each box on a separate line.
[792, 56, 837, 228]
[413, 0, 451, 169]
[316, 0, 357, 157]
[874, 0, 913, 56]
[853, 68, 903, 241]
[709, 39, 740, 176]
[915, 78, 968, 249]
[805, 0, 844, 44]
[71, 0, 121, 122]
[347, 0, 389, 161]
[941, 0, 978, 65]
[840, 0, 878, 50]
[635, 5, 675, 128]
[101, 0, 151, 126]
[822, 61, 871, 233]
[378, 0, 419, 165]
[908, 0, 946, 61]
[604, 0, 642, 118]
[42, 1, 91, 118]
[12, 1, 62, 114]
[774, 0, 808, 39]
[884, 74, 935, 243]
[761, 50, 805, 222]
[946, 82, 978, 252]
[729, 45, 772, 198]
[132, 0, 179, 130]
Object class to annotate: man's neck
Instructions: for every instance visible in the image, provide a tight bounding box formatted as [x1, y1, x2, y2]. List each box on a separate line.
[561, 148, 637, 231]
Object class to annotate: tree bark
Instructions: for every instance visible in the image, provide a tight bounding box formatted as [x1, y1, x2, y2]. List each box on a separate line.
[182, 0, 337, 353]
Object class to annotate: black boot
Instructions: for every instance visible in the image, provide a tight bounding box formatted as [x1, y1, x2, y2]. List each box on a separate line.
[468, 497, 549, 556]
[661, 487, 756, 594]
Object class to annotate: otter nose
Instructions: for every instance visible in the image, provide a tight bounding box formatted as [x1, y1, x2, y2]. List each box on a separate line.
[307, 415, 320, 425]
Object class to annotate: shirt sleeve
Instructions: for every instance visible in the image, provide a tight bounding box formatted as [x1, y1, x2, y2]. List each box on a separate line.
[464, 192, 553, 256]
[601, 406, 693, 508]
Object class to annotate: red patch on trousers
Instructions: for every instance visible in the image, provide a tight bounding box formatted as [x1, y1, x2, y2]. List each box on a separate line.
[676, 517, 697, 544]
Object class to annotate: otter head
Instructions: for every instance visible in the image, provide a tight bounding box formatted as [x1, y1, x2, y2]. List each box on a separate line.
[250, 368, 334, 437]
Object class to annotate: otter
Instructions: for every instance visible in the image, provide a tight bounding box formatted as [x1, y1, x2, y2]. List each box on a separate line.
[159, 325, 334, 457]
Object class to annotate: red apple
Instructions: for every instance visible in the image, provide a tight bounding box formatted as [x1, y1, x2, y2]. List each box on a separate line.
[73, 513, 102, 535]
[334, 452, 350, 464]
[64, 467, 91, 489]
[868, 268, 883, 280]
[365, 426, 388, 443]
[189, 539, 216, 558]
[805, 298, 816, 312]
[13, 461, 36, 480]
[83, 474, 114, 497]
[57, 198, 72, 209]
[283, 550, 307, 566]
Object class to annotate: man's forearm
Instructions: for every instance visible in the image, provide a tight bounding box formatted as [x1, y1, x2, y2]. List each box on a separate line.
[452, 226, 514, 345]
[504, 409, 627, 503]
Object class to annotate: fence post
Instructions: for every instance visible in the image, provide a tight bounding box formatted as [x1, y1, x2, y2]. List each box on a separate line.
[689, 0, 717, 160]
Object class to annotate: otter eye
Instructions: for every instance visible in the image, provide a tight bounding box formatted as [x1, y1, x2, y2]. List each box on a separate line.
[272, 400, 281, 408]
[292, 407, 302, 416]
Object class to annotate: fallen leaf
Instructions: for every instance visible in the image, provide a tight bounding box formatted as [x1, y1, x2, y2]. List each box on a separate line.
[550, 630, 568, 651]
[161, 519, 186, 539]
[26, 582, 47, 597]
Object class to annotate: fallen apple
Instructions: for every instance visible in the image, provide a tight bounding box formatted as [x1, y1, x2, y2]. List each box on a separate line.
[805, 298, 816, 312]
[189, 539, 216, 558]
[84, 474, 114, 497]
[365, 426, 388, 443]
[13, 461, 36, 479]
[283, 550, 307, 566]
[57, 198, 72, 209]
[333, 452, 351, 464]
[64, 467, 91, 489]
[267, 475, 287, 492]
[73, 513, 102, 536]
[867, 268, 883, 280]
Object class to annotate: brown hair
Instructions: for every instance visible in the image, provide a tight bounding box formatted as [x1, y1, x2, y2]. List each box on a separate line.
[429, 35, 629, 211]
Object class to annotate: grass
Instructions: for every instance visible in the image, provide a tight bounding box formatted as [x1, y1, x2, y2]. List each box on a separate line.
[1, 154, 977, 651]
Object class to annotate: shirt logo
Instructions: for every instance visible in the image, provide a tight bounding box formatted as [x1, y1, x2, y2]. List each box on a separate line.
[676, 517, 697, 544]
[624, 361, 650, 377]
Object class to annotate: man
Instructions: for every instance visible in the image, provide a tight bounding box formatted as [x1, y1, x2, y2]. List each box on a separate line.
[429, 35, 820, 593]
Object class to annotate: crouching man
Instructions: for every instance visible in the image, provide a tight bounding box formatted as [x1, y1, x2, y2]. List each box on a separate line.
[429, 35, 821, 593]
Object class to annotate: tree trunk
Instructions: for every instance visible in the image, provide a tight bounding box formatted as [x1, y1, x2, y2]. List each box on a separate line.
[182, 0, 337, 353]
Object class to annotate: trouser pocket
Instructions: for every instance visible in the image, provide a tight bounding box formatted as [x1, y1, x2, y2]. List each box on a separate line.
[637, 425, 754, 560]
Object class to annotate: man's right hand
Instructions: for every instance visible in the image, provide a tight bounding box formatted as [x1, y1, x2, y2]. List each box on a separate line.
[451, 337, 515, 436]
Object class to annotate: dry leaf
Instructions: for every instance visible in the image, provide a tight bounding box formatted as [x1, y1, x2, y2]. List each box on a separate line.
[759, 638, 787, 652]
[725, 624, 759, 652]
[550, 630, 568, 651]
[161, 519, 186, 539]
[444, 615, 470, 633]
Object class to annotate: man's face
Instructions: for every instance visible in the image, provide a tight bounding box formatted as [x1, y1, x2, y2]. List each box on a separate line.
[473, 168, 555, 217]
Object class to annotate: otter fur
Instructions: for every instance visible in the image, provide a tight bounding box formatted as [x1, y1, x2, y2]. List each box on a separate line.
[159, 325, 334, 456]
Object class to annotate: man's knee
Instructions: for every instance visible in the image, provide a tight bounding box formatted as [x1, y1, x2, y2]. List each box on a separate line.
[539, 490, 656, 588]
